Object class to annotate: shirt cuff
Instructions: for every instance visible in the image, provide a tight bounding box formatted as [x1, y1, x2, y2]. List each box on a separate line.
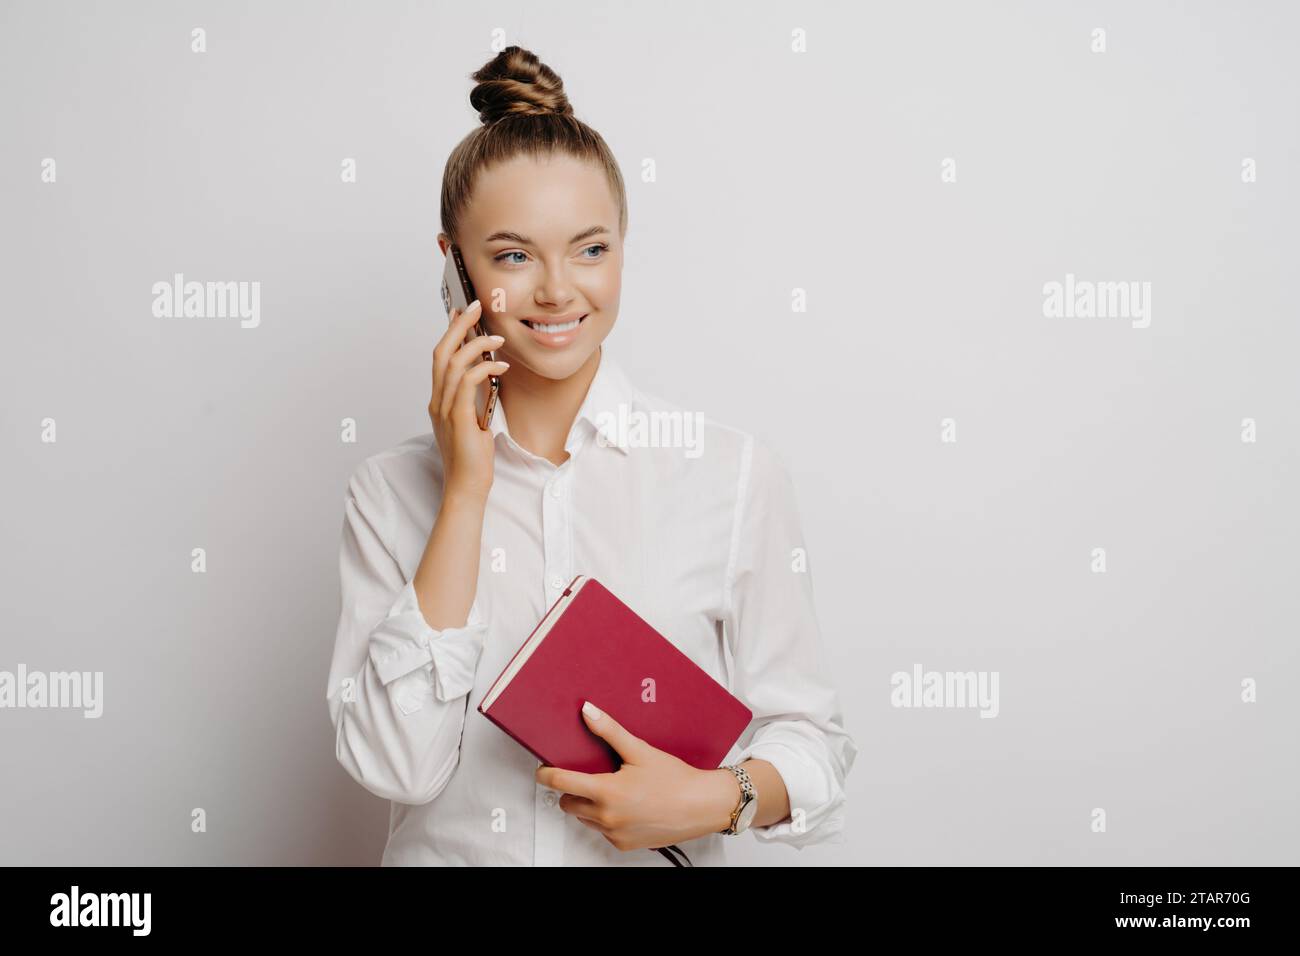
[734, 737, 847, 847]
[367, 580, 488, 705]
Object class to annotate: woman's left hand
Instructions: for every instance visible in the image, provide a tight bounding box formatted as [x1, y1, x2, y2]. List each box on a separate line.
[535, 701, 737, 852]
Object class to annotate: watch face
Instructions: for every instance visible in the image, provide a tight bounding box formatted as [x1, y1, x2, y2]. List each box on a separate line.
[736, 798, 759, 833]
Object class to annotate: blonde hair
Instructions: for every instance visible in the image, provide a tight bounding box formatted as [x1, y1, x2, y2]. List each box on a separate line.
[440, 46, 628, 246]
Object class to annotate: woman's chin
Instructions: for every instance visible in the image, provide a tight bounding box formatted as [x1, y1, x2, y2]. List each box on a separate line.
[512, 341, 604, 381]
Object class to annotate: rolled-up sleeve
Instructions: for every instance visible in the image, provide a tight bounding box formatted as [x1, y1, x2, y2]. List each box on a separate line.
[369, 579, 486, 705]
[326, 457, 489, 805]
[721, 435, 858, 848]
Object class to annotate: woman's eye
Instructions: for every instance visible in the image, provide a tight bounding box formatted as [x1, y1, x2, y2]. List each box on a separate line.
[494, 244, 607, 265]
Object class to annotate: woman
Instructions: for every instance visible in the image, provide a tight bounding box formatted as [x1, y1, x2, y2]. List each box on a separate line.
[326, 46, 856, 866]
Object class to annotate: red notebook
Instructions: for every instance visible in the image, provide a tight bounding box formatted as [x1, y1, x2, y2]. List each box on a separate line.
[477, 575, 754, 774]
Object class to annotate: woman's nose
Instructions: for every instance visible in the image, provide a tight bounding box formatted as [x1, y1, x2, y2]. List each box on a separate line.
[534, 268, 577, 307]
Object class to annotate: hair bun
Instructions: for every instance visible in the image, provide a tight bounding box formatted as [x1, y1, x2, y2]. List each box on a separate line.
[469, 46, 573, 125]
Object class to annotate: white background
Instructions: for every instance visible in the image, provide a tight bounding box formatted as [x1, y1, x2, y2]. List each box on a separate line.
[1, 0, 1296, 865]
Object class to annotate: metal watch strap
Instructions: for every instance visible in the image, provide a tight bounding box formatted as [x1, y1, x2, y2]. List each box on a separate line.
[720, 764, 755, 835]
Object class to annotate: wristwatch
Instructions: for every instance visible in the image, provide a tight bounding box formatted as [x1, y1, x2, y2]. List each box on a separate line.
[718, 764, 758, 835]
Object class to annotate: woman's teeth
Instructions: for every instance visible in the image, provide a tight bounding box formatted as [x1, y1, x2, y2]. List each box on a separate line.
[525, 317, 583, 333]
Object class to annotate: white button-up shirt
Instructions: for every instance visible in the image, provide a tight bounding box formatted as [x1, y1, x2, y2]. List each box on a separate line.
[326, 347, 857, 865]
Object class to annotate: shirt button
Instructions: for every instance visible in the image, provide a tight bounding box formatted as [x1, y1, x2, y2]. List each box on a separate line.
[549, 482, 562, 498]
[543, 790, 557, 807]
[550, 576, 564, 590]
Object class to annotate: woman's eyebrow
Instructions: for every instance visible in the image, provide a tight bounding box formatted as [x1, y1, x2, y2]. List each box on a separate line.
[483, 225, 610, 245]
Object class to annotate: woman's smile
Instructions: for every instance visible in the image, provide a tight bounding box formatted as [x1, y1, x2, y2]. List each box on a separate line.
[519, 313, 588, 348]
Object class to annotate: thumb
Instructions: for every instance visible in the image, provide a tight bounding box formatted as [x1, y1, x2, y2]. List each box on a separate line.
[581, 700, 650, 763]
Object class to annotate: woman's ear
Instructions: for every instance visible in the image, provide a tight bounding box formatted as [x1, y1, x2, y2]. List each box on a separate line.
[436, 233, 452, 257]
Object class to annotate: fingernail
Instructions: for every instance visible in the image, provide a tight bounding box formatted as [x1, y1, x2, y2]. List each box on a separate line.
[489, 335, 504, 342]
[582, 700, 602, 720]
[469, 299, 481, 311]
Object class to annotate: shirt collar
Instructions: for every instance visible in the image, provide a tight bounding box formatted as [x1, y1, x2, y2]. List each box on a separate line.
[481, 345, 634, 456]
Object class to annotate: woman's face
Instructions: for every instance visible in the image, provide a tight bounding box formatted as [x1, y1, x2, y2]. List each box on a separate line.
[438, 153, 624, 382]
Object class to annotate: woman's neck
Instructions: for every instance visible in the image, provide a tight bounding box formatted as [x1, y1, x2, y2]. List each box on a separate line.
[496, 346, 603, 466]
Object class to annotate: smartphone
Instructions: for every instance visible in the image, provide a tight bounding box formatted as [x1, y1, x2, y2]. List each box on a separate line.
[440, 244, 499, 430]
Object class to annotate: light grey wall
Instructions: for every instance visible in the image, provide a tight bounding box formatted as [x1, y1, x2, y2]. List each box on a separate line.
[1, 0, 1296, 865]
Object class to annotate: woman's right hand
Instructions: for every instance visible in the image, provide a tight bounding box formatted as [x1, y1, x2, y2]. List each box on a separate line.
[429, 299, 509, 506]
